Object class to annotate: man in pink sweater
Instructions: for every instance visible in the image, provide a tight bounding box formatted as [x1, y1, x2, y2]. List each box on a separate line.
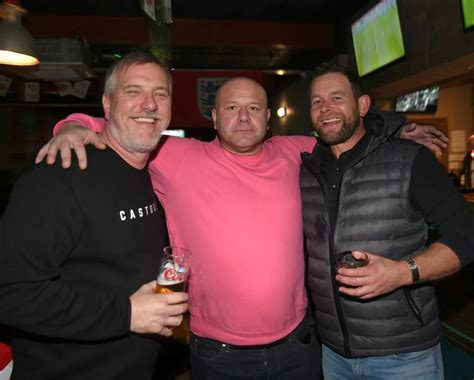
[37, 76, 447, 379]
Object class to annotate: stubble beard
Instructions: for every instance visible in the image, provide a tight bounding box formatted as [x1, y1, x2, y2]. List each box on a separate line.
[315, 112, 360, 146]
[109, 123, 163, 154]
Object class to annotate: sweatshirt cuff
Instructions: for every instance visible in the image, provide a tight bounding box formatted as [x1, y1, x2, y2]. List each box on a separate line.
[53, 113, 104, 135]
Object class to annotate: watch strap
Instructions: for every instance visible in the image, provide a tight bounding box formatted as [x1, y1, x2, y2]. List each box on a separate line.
[405, 257, 420, 284]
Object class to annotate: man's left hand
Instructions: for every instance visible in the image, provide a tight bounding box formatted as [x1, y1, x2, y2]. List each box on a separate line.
[335, 251, 411, 299]
[401, 123, 449, 156]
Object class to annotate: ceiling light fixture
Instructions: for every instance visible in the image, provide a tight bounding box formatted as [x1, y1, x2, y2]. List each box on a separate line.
[0, 0, 39, 66]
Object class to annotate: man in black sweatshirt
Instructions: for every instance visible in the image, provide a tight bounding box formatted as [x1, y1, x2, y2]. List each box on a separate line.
[0, 51, 188, 380]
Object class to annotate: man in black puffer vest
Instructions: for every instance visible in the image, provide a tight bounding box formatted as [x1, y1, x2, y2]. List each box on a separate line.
[300, 63, 474, 380]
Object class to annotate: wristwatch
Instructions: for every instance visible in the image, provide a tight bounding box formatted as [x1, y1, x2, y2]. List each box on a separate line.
[405, 257, 420, 284]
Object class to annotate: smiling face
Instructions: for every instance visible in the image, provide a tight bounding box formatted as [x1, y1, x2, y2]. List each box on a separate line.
[103, 62, 172, 155]
[212, 78, 270, 155]
[310, 72, 370, 155]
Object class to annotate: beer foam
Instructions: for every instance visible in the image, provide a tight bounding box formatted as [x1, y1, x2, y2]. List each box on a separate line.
[157, 274, 183, 286]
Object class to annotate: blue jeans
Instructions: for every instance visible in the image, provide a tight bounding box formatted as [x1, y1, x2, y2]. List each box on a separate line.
[190, 315, 321, 380]
[322, 343, 444, 380]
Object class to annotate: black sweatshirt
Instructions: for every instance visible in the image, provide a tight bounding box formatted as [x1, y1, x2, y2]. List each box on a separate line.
[0, 147, 168, 380]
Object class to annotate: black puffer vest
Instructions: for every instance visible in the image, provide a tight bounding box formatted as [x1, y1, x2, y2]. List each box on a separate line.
[300, 109, 440, 357]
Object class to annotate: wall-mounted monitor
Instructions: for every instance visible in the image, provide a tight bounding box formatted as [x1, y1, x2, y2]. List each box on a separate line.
[395, 85, 440, 113]
[461, 0, 474, 29]
[351, 0, 405, 77]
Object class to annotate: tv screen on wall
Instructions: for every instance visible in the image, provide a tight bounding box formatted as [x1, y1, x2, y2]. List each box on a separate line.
[351, 0, 405, 77]
[461, 0, 474, 29]
[395, 85, 440, 113]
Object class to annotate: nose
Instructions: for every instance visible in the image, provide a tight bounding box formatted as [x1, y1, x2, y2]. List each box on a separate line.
[141, 92, 158, 112]
[238, 107, 249, 121]
[320, 100, 331, 114]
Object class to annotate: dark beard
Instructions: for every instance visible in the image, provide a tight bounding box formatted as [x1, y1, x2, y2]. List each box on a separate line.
[315, 117, 359, 146]
[318, 122, 357, 145]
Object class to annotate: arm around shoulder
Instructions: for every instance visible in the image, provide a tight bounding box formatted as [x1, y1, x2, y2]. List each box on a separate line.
[53, 113, 106, 135]
[36, 114, 107, 169]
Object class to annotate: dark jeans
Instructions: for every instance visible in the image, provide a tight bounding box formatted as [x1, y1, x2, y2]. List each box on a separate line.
[189, 315, 321, 380]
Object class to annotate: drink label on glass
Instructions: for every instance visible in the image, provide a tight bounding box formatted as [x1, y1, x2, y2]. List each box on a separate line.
[156, 263, 186, 293]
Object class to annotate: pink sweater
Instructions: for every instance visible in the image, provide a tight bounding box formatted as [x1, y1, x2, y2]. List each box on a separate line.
[55, 115, 317, 345]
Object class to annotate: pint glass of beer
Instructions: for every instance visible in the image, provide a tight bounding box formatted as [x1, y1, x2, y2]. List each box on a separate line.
[156, 246, 191, 342]
[156, 246, 190, 294]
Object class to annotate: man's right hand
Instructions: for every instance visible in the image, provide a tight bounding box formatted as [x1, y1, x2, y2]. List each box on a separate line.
[129, 281, 188, 337]
[35, 122, 106, 170]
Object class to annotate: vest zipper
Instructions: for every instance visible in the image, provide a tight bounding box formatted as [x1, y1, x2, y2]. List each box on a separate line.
[403, 289, 424, 325]
[302, 154, 352, 357]
[330, 210, 352, 357]
[329, 238, 352, 356]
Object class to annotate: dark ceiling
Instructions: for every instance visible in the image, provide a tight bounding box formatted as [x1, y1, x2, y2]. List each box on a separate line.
[21, 0, 371, 22]
[19, 0, 373, 72]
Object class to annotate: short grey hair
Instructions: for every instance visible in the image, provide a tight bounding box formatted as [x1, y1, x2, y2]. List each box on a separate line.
[104, 50, 172, 96]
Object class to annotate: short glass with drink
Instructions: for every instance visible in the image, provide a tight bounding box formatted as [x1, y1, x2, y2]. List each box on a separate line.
[336, 250, 368, 269]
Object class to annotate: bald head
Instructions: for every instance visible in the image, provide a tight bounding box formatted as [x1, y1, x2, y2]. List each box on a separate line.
[215, 77, 268, 109]
[212, 76, 271, 156]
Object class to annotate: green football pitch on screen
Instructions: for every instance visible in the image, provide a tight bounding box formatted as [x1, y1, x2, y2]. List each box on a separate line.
[352, 0, 405, 77]
[461, 0, 474, 28]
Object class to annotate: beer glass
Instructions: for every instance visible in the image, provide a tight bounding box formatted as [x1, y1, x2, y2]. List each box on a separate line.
[156, 246, 190, 293]
[156, 246, 190, 342]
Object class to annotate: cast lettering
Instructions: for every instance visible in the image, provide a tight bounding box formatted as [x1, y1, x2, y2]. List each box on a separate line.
[118, 201, 158, 222]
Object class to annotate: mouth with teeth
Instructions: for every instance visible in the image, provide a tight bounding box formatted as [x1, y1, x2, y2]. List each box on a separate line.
[131, 116, 160, 124]
[319, 117, 342, 128]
